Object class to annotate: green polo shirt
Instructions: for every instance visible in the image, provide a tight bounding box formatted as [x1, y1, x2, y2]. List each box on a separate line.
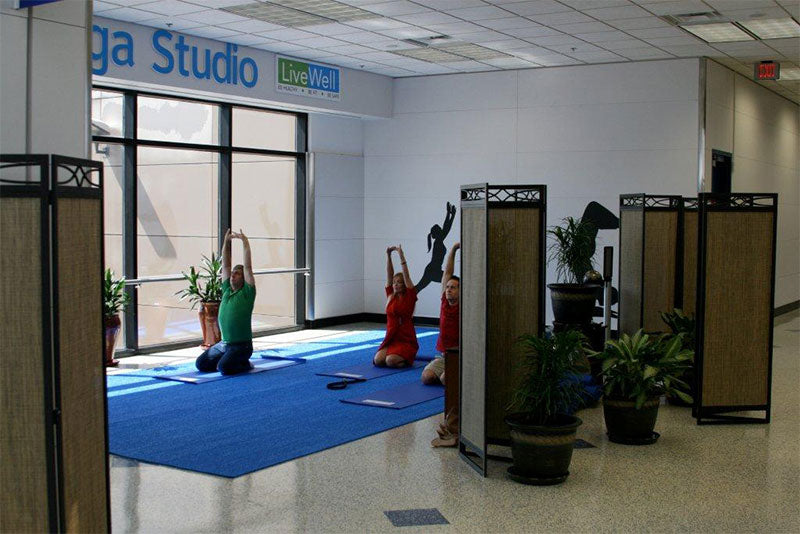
[218, 279, 256, 343]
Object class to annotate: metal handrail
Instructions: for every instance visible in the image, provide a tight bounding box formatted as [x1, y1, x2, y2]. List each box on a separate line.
[124, 267, 310, 285]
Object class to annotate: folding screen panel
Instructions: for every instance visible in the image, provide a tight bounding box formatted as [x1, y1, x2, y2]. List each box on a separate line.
[0, 154, 108, 532]
[459, 184, 546, 476]
[681, 197, 699, 315]
[695, 194, 777, 424]
[619, 195, 682, 334]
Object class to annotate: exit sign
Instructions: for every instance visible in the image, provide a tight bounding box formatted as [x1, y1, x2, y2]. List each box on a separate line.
[754, 61, 780, 81]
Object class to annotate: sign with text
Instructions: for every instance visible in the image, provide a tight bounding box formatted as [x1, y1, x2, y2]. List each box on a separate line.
[754, 61, 780, 81]
[276, 56, 341, 101]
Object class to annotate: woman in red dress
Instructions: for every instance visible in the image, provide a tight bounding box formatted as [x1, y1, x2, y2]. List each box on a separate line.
[373, 244, 418, 368]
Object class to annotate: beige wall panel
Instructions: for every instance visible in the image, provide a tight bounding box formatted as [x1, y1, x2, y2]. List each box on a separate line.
[56, 198, 108, 532]
[486, 208, 540, 441]
[460, 206, 486, 452]
[701, 212, 773, 407]
[643, 211, 678, 331]
[0, 198, 49, 532]
[619, 210, 643, 335]
[683, 211, 698, 315]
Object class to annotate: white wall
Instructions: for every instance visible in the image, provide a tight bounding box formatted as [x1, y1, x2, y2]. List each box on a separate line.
[1, 1, 90, 156]
[364, 58, 702, 321]
[308, 113, 365, 319]
[705, 60, 800, 308]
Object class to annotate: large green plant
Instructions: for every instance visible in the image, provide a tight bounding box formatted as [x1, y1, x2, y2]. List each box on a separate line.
[589, 330, 693, 408]
[507, 330, 590, 425]
[175, 252, 223, 309]
[547, 216, 596, 284]
[104, 268, 131, 317]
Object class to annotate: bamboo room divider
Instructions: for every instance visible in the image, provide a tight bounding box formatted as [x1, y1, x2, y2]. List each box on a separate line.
[0, 155, 109, 533]
[459, 184, 546, 477]
[681, 197, 699, 316]
[695, 193, 777, 424]
[618, 194, 682, 334]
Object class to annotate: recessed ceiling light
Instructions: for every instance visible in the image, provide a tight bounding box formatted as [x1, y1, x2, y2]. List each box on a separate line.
[681, 22, 754, 43]
[438, 43, 511, 61]
[738, 18, 800, 39]
[779, 67, 800, 80]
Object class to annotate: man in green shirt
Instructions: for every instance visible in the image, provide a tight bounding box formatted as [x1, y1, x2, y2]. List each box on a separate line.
[195, 228, 257, 375]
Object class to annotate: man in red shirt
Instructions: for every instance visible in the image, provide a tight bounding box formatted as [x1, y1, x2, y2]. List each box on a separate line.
[422, 242, 460, 385]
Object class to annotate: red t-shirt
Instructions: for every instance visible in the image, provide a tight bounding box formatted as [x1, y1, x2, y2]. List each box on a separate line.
[436, 293, 459, 353]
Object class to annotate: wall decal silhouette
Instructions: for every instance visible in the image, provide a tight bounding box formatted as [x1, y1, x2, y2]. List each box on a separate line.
[415, 201, 456, 293]
[580, 201, 619, 318]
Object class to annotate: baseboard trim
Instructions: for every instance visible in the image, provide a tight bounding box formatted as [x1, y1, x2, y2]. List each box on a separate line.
[775, 300, 799, 316]
[306, 313, 439, 329]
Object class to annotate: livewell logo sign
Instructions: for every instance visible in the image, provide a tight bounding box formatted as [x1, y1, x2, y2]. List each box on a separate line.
[276, 57, 341, 102]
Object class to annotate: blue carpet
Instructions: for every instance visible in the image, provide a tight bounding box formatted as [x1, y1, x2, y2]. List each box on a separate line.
[107, 328, 442, 478]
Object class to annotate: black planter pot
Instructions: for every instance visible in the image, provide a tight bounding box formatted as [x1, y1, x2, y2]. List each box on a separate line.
[505, 413, 582, 485]
[547, 283, 599, 325]
[603, 396, 660, 445]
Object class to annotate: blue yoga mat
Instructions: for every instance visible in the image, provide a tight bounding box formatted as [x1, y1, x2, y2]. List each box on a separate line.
[256, 327, 439, 361]
[114, 357, 302, 384]
[107, 341, 443, 478]
[316, 360, 425, 380]
[341, 381, 444, 410]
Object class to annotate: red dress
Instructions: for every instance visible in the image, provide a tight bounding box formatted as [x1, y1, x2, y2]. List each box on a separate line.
[378, 285, 419, 363]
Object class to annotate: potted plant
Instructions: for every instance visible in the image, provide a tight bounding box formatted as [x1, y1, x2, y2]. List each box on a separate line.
[660, 308, 696, 406]
[589, 330, 693, 445]
[504, 329, 588, 485]
[547, 216, 599, 325]
[175, 253, 223, 348]
[103, 268, 131, 367]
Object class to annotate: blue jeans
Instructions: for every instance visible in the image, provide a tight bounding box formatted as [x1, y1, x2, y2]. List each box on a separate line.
[195, 341, 253, 375]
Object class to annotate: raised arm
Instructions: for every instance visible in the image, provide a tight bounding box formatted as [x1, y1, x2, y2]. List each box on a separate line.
[386, 246, 395, 287]
[441, 242, 460, 294]
[221, 228, 232, 282]
[396, 245, 413, 290]
[442, 202, 456, 236]
[238, 229, 256, 287]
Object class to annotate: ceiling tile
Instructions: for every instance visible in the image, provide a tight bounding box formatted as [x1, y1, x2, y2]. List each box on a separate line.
[363, 1, 432, 17]
[503, 26, 563, 39]
[218, 19, 286, 33]
[661, 43, 727, 56]
[602, 38, 653, 50]
[446, 6, 511, 21]
[503, 1, 575, 17]
[320, 43, 376, 54]
[290, 36, 349, 48]
[135, 1, 204, 17]
[137, 18, 205, 31]
[527, 11, 595, 26]
[395, 11, 462, 25]
[560, 0, 630, 9]
[414, 0, 485, 9]
[221, 34, 276, 46]
[179, 9, 250, 25]
[719, 7, 790, 21]
[426, 22, 487, 35]
[349, 50, 403, 61]
[528, 34, 585, 46]
[258, 28, 319, 41]
[618, 47, 676, 59]
[368, 39, 423, 50]
[181, 0, 246, 6]
[446, 30, 511, 43]
[628, 26, 687, 39]
[482, 39, 542, 51]
[583, 5, 652, 21]
[252, 42, 306, 53]
[534, 55, 583, 66]
[481, 57, 541, 68]
[377, 26, 441, 39]
[335, 31, 389, 44]
[607, 17, 672, 30]
[548, 42, 604, 54]
[477, 17, 545, 31]
[94, 2, 124, 13]
[710, 41, 777, 56]
[301, 22, 359, 36]
[554, 22, 617, 34]
[574, 30, 633, 43]
[568, 50, 625, 62]
[342, 17, 409, 30]
[181, 26, 242, 39]
[644, 35, 704, 46]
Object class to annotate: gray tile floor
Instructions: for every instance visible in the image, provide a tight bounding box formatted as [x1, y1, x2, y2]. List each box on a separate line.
[109, 313, 800, 533]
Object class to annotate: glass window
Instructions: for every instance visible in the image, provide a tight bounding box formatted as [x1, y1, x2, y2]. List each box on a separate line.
[137, 146, 218, 347]
[231, 152, 296, 335]
[137, 95, 219, 145]
[91, 90, 124, 137]
[232, 107, 297, 151]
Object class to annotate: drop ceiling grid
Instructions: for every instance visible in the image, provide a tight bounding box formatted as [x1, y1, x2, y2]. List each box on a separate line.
[88, 0, 799, 101]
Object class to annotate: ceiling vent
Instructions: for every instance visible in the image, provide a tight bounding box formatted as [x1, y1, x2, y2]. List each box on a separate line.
[662, 11, 727, 26]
